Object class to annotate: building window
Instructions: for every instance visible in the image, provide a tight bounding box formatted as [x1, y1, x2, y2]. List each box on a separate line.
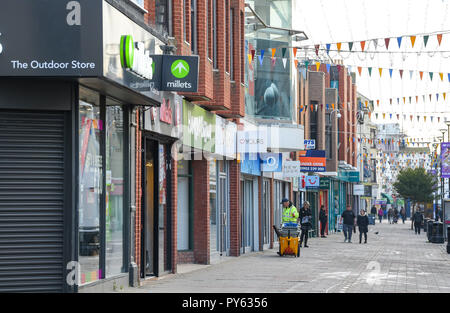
[190, 0, 197, 53]
[240, 11, 244, 83]
[155, 0, 171, 36]
[207, 0, 210, 59]
[225, 0, 229, 73]
[230, 8, 234, 80]
[183, 0, 187, 42]
[325, 112, 332, 160]
[310, 101, 318, 142]
[213, 0, 217, 68]
[177, 160, 193, 250]
[130, 0, 144, 8]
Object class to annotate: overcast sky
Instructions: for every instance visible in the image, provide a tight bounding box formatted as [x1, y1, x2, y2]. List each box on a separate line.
[295, 0, 450, 143]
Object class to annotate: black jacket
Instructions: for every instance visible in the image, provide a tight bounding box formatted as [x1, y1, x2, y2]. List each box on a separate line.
[299, 207, 312, 229]
[370, 206, 377, 215]
[357, 215, 369, 233]
[413, 212, 423, 223]
[319, 209, 327, 223]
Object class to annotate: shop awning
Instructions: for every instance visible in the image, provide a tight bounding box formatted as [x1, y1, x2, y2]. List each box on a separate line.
[381, 192, 393, 204]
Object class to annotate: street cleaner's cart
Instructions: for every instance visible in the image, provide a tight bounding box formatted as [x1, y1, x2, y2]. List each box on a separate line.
[273, 222, 301, 257]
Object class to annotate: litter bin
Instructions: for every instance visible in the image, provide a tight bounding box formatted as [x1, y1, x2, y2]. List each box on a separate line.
[427, 220, 434, 242]
[447, 226, 450, 254]
[431, 222, 445, 243]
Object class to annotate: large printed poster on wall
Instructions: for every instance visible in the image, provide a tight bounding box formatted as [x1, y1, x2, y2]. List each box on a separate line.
[441, 142, 450, 178]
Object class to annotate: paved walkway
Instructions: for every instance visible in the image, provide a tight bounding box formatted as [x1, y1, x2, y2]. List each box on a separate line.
[133, 220, 450, 293]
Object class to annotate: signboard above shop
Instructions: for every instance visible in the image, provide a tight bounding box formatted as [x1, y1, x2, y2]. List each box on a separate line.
[304, 139, 316, 150]
[0, 0, 199, 105]
[298, 150, 326, 172]
[260, 153, 283, 172]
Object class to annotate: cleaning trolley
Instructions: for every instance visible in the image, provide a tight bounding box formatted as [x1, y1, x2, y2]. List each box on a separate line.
[273, 222, 301, 257]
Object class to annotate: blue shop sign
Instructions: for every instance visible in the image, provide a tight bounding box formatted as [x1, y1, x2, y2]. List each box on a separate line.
[240, 153, 261, 176]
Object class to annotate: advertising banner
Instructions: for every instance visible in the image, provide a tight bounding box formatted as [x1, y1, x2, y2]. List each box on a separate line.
[353, 184, 365, 196]
[237, 130, 267, 154]
[282, 161, 301, 178]
[182, 100, 215, 152]
[304, 139, 316, 150]
[299, 150, 326, 172]
[305, 176, 320, 189]
[260, 153, 283, 172]
[441, 142, 450, 178]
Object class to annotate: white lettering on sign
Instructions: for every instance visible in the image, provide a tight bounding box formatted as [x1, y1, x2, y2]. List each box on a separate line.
[132, 42, 153, 80]
[187, 112, 212, 143]
[0, 33, 3, 55]
[66, 1, 81, 26]
[167, 80, 192, 89]
[10, 60, 95, 70]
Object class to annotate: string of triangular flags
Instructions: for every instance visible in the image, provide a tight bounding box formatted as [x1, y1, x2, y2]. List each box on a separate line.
[371, 112, 450, 123]
[366, 93, 450, 108]
[301, 32, 448, 54]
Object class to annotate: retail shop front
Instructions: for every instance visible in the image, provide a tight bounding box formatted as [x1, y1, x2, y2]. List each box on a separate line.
[0, 0, 168, 292]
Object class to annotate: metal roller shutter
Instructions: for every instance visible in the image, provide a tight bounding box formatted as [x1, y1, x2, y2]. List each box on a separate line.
[0, 111, 65, 292]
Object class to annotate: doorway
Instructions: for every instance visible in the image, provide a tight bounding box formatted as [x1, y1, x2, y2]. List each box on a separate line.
[241, 178, 254, 253]
[141, 139, 159, 277]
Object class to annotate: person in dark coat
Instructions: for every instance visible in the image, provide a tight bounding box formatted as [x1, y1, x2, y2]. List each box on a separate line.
[298, 201, 312, 247]
[370, 205, 377, 216]
[357, 209, 369, 244]
[319, 205, 327, 238]
[412, 210, 424, 234]
[400, 207, 406, 224]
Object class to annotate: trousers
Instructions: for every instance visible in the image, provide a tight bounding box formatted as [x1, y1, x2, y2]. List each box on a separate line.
[343, 224, 353, 241]
[320, 221, 327, 236]
[414, 222, 421, 234]
[300, 229, 309, 246]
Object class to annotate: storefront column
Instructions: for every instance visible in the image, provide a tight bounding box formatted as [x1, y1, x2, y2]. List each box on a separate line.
[258, 176, 263, 251]
[229, 160, 241, 257]
[171, 158, 178, 273]
[269, 177, 274, 249]
[135, 110, 143, 277]
[192, 159, 210, 264]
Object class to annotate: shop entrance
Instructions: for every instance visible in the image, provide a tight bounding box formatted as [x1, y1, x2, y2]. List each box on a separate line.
[141, 139, 159, 277]
[240, 178, 255, 253]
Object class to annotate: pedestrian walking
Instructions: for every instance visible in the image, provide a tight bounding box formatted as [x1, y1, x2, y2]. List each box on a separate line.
[436, 206, 442, 222]
[299, 201, 312, 247]
[412, 210, 424, 234]
[340, 205, 356, 243]
[371, 205, 377, 216]
[319, 205, 327, 238]
[378, 207, 384, 223]
[388, 208, 393, 224]
[357, 209, 369, 244]
[400, 206, 406, 224]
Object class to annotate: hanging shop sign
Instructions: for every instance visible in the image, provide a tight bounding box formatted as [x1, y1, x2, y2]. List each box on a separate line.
[304, 139, 316, 150]
[282, 161, 301, 178]
[260, 153, 283, 172]
[338, 170, 360, 182]
[240, 153, 261, 176]
[305, 176, 320, 189]
[215, 116, 237, 159]
[159, 55, 199, 92]
[144, 93, 182, 139]
[441, 142, 450, 178]
[319, 177, 331, 189]
[298, 150, 326, 172]
[353, 184, 365, 196]
[182, 100, 215, 152]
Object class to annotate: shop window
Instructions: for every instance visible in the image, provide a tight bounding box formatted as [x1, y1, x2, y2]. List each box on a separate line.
[78, 87, 126, 285]
[78, 87, 102, 284]
[177, 160, 193, 250]
[209, 160, 217, 252]
[105, 103, 124, 277]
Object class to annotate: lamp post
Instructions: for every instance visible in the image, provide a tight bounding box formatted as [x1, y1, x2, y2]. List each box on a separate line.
[439, 134, 446, 215]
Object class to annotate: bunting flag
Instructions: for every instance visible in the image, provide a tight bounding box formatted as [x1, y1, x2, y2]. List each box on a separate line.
[271, 48, 276, 58]
[360, 41, 366, 52]
[282, 48, 287, 68]
[397, 36, 402, 48]
[423, 35, 429, 47]
[399, 69, 403, 79]
[294, 59, 298, 68]
[377, 100, 380, 106]
[337, 42, 342, 52]
[429, 72, 433, 81]
[390, 98, 392, 105]
[415, 95, 418, 103]
[379, 68, 383, 77]
[439, 72, 444, 81]
[385, 38, 390, 49]
[348, 42, 353, 51]
[282, 58, 287, 69]
[293, 47, 298, 58]
[259, 49, 265, 65]
[357, 66, 362, 76]
[444, 93, 447, 100]
[419, 71, 424, 80]
[326, 64, 331, 73]
[326, 44, 331, 54]
[332, 103, 335, 110]
[410, 35, 416, 47]
[251, 49, 255, 61]
[437, 34, 443, 46]
[314, 45, 319, 56]
[247, 54, 252, 64]
[389, 68, 393, 78]
[368, 67, 372, 76]
[409, 70, 413, 79]
[316, 62, 321, 72]
[436, 93, 439, 101]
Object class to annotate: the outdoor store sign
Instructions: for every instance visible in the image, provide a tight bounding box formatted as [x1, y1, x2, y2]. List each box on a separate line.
[182, 100, 215, 152]
[0, 0, 103, 76]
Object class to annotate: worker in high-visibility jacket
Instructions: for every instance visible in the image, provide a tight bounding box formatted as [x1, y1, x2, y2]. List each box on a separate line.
[281, 198, 299, 224]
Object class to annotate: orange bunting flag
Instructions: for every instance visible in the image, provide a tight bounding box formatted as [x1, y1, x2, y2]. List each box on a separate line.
[444, 93, 447, 100]
[337, 42, 342, 51]
[416, 96, 418, 103]
[294, 59, 298, 68]
[377, 100, 380, 106]
[360, 41, 366, 52]
[293, 47, 298, 58]
[403, 97, 406, 104]
[419, 71, 424, 80]
[439, 72, 444, 81]
[379, 68, 383, 77]
[247, 54, 252, 64]
[410, 36, 416, 47]
[316, 62, 321, 72]
[437, 34, 443, 46]
[357, 67, 362, 76]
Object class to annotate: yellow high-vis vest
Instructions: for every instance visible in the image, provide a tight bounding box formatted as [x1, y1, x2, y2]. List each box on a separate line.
[282, 206, 299, 223]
